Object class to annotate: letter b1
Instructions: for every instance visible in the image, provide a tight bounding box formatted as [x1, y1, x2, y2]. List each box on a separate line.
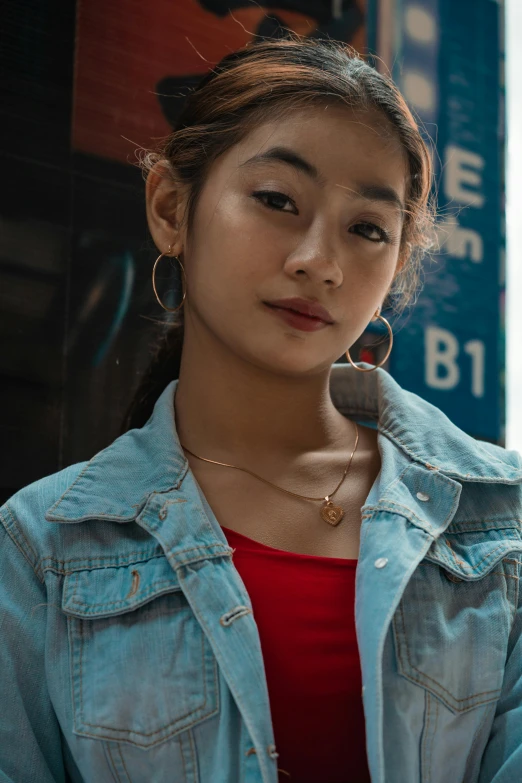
[425, 327, 485, 398]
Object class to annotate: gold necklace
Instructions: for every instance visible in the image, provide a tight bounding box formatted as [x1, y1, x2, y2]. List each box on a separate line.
[179, 420, 359, 527]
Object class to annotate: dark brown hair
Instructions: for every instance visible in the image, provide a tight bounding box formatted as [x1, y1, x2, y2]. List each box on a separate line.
[120, 35, 435, 434]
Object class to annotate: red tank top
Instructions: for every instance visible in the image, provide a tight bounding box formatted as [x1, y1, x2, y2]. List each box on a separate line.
[221, 525, 371, 783]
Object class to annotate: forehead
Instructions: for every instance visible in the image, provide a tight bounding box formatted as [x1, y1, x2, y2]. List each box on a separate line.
[230, 104, 408, 200]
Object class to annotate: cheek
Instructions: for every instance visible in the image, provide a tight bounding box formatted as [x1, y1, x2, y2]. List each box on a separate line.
[204, 184, 293, 250]
[184, 231, 266, 318]
[348, 247, 399, 291]
[199, 187, 260, 237]
[195, 190, 269, 259]
[197, 208, 283, 291]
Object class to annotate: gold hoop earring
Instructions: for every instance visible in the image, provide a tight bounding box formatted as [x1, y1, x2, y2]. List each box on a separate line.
[345, 311, 393, 372]
[152, 245, 186, 313]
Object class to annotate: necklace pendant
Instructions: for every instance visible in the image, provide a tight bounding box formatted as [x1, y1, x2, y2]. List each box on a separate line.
[320, 498, 345, 526]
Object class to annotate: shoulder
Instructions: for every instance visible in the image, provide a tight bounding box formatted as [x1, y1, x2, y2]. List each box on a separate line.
[382, 383, 522, 523]
[0, 382, 185, 575]
[332, 363, 522, 485]
[378, 375, 522, 484]
[0, 461, 89, 578]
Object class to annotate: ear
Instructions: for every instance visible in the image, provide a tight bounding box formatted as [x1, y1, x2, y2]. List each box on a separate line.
[145, 159, 189, 256]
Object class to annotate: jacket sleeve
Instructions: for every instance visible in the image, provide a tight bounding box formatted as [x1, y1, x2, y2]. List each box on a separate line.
[478, 557, 522, 782]
[0, 506, 66, 783]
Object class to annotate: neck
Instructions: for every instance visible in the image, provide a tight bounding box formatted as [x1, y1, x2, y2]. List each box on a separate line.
[174, 331, 351, 466]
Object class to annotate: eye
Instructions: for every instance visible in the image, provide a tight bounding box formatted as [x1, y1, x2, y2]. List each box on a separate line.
[252, 190, 297, 213]
[350, 221, 390, 243]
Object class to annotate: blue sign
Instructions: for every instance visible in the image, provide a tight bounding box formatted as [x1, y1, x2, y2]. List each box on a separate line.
[371, 0, 505, 444]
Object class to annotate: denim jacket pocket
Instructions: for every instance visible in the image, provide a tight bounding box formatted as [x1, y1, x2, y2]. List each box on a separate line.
[61, 556, 219, 749]
[392, 529, 522, 715]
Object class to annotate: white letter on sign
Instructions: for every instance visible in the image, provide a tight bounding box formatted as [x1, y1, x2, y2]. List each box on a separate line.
[425, 327, 460, 389]
[437, 216, 484, 263]
[463, 340, 485, 398]
[444, 145, 485, 207]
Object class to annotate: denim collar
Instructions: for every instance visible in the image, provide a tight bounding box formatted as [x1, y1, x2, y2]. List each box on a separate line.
[46, 363, 522, 523]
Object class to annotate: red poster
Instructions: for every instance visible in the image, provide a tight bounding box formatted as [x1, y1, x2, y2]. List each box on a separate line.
[73, 0, 367, 163]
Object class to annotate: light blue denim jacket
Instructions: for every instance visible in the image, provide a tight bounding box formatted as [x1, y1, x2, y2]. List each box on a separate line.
[2, 363, 522, 783]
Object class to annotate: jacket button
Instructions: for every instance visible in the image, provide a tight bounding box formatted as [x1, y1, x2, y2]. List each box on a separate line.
[374, 557, 388, 569]
[444, 570, 464, 583]
[416, 491, 430, 502]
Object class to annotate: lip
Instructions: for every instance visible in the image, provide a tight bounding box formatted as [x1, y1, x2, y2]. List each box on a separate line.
[263, 302, 332, 332]
[264, 297, 334, 324]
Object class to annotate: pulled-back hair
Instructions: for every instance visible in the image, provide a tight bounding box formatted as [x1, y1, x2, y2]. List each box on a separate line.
[120, 35, 435, 434]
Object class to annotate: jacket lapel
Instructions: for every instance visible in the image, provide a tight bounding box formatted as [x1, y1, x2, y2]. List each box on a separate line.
[134, 468, 278, 783]
[355, 459, 463, 782]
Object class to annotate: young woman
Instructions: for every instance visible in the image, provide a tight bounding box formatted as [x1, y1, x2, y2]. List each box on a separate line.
[1, 37, 522, 783]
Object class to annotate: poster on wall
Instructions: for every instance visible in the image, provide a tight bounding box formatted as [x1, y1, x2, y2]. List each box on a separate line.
[73, 0, 367, 164]
[64, 0, 369, 461]
[377, 0, 505, 444]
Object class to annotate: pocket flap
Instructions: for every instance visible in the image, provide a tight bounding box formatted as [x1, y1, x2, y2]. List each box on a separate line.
[425, 526, 522, 580]
[62, 557, 181, 618]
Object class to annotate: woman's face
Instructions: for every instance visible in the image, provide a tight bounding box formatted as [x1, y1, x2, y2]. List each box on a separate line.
[152, 105, 408, 377]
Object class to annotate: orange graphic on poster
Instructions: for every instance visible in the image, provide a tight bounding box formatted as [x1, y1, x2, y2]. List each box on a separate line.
[73, 0, 367, 164]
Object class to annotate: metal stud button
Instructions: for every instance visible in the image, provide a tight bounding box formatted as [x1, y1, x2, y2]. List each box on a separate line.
[374, 557, 388, 569]
[416, 491, 430, 502]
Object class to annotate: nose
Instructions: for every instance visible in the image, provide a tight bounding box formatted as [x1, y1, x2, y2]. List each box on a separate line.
[282, 226, 343, 287]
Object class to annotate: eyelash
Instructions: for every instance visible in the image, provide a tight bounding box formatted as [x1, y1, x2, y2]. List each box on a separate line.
[252, 190, 391, 244]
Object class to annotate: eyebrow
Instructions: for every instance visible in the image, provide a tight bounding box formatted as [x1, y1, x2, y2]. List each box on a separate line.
[239, 145, 405, 211]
